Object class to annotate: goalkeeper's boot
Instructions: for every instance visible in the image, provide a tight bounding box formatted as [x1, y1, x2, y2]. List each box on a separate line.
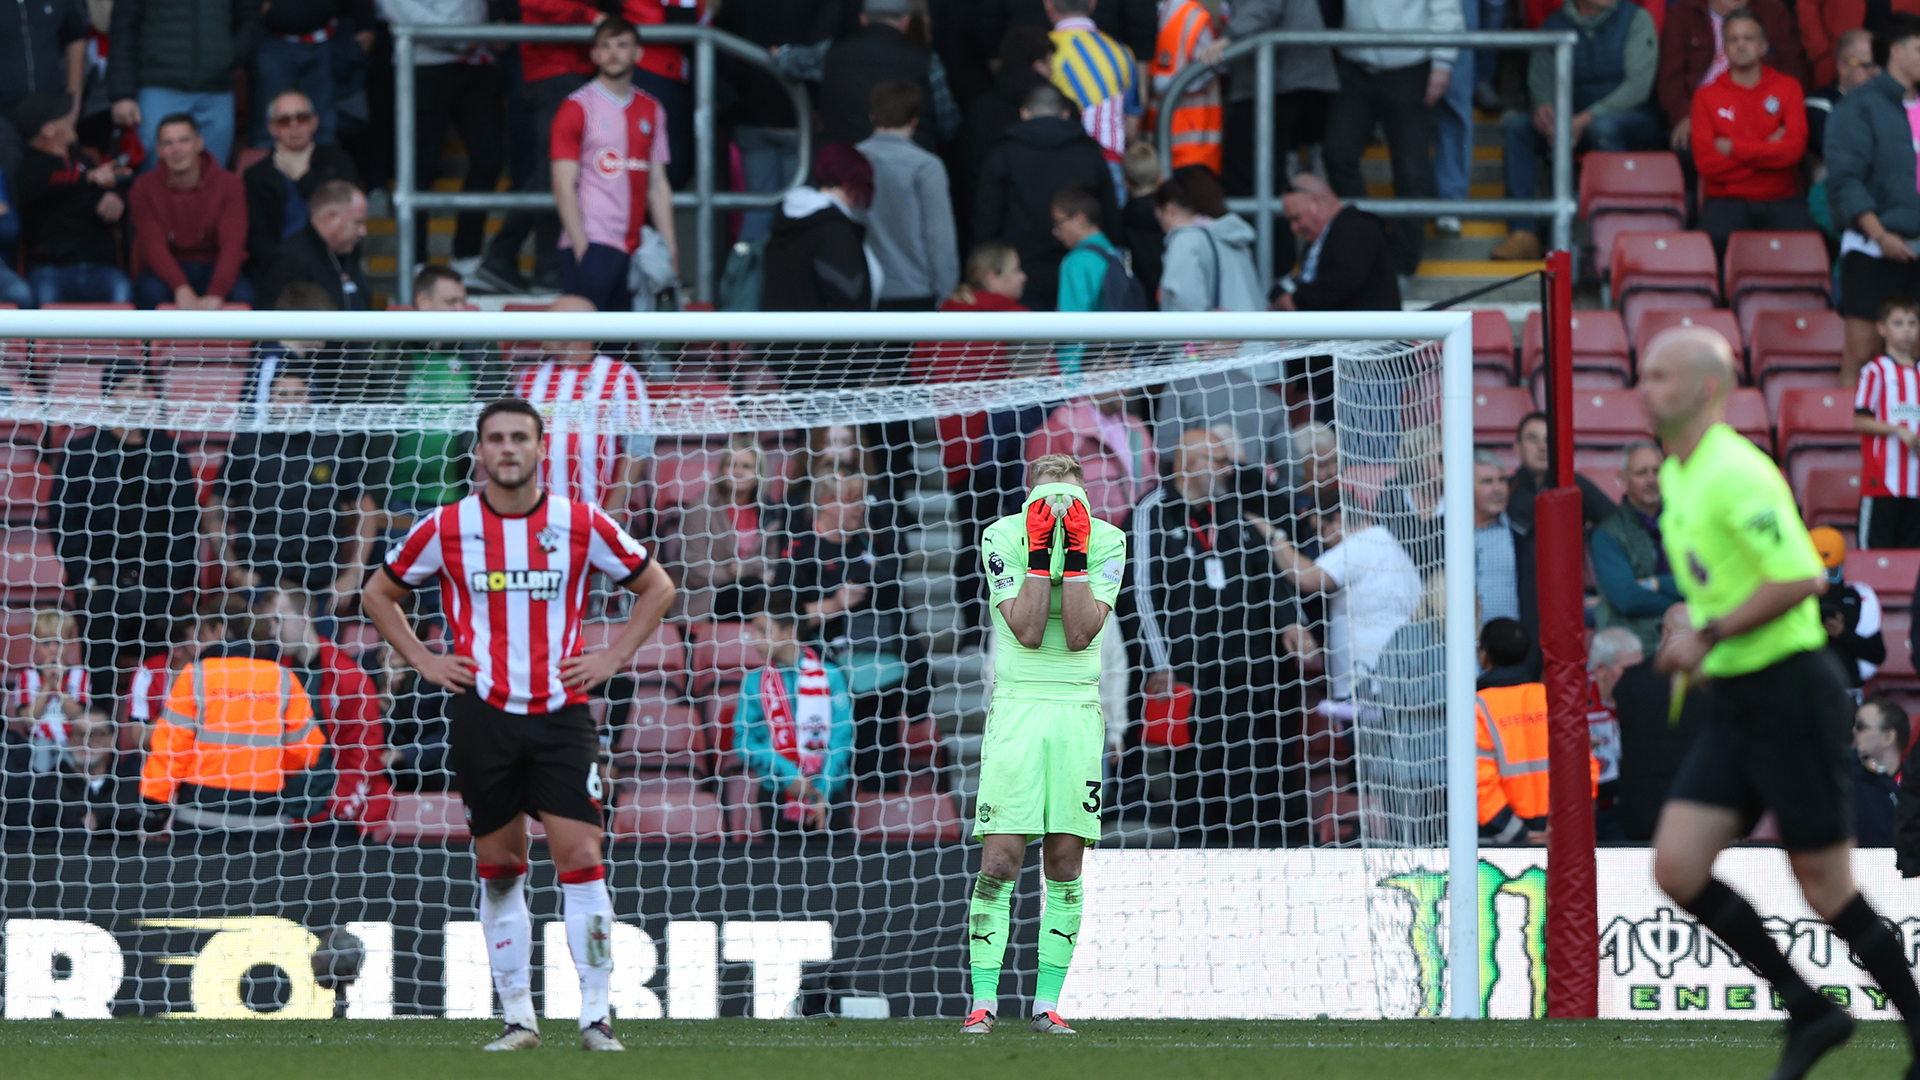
[1029, 1011, 1077, 1035]
[960, 1008, 996, 1034]
[579, 1021, 625, 1052]
[483, 1023, 542, 1051]
[1766, 1004, 1853, 1080]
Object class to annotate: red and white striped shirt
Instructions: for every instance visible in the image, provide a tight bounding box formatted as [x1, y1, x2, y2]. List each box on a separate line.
[13, 665, 88, 744]
[1856, 354, 1920, 498]
[129, 654, 169, 722]
[383, 493, 651, 714]
[515, 357, 652, 508]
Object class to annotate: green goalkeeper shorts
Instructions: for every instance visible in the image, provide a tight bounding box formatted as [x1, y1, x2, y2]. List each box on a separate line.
[973, 698, 1104, 843]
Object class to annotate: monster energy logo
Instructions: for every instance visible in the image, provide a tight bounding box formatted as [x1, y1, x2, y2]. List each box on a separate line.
[1382, 860, 1547, 1019]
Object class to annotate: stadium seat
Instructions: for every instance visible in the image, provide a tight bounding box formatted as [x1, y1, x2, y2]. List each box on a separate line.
[1632, 308, 1743, 365]
[1521, 308, 1632, 388]
[0, 608, 39, 671]
[46, 361, 107, 400]
[1570, 389, 1652, 469]
[1874, 609, 1917, 685]
[1577, 465, 1628, 504]
[1724, 388, 1773, 455]
[235, 146, 269, 173]
[688, 619, 767, 762]
[1471, 310, 1516, 387]
[0, 531, 61, 604]
[1800, 468, 1862, 538]
[1579, 152, 1688, 280]
[33, 303, 144, 365]
[651, 445, 725, 512]
[0, 450, 49, 528]
[612, 685, 706, 775]
[1776, 388, 1863, 495]
[1609, 232, 1721, 342]
[608, 776, 727, 843]
[1750, 309, 1843, 415]
[1846, 549, 1920, 611]
[1723, 231, 1832, 340]
[372, 792, 472, 843]
[1473, 387, 1536, 448]
[852, 780, 964, 843]
[161, 363, 247, 430]
[628, 621, 688, 685]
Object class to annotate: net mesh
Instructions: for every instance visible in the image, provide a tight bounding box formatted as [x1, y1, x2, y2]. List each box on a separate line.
[0, 323, 1454, 1020]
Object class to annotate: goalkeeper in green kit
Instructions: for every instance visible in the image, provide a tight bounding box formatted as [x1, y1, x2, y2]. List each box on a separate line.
[962, 454, 1126, 1036]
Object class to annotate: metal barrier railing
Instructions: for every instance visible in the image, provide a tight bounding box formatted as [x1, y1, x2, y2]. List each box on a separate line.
[391, 23, 812, 304]
[1155, 30, 1579, 286]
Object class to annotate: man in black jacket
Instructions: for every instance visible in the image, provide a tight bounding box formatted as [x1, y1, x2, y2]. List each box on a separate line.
[257, 178, 369, 312]
[1276, 174, 1400, 312]
[12, 95, 131, 306]
[1507, 411, 1617, 531]
[243, 90, 361, 271]
[819, 0, 946, 152]
[107, 0, 260, 165]
[1123, 428, 1309, 845]
[1613, 606, 1709, 841]
[0, 0, 85, 178]
[964, 26, 1052, 211]
[52, 363, 199, 699]
[974, 85, 1119, 310]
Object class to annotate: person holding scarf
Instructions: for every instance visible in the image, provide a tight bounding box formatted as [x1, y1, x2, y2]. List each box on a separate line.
[735, 590, 855, 834]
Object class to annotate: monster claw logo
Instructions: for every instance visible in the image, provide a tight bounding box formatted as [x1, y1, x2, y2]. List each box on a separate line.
[1379, 860, 1546, 1018]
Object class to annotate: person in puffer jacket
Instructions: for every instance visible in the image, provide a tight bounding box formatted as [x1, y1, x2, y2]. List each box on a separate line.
[108, 0, 262, 165]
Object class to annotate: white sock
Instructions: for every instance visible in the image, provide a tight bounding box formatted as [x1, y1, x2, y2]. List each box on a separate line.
[562, 871, 615, 1029]
[973, 998, 998, 1015]
[478, 865, 537, 1028]
[1034, 999, 1058, 1017]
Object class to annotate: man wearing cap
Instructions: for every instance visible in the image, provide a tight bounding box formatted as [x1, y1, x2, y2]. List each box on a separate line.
[1811, 526, 1887, 704]
[12, 94, 131, 307]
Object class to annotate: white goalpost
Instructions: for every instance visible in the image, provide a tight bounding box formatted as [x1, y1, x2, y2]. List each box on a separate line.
[0, 309, 1479, 1021]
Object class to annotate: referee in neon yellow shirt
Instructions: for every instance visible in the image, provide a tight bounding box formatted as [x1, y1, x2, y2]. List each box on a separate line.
[1644, 328, 1920, 1079]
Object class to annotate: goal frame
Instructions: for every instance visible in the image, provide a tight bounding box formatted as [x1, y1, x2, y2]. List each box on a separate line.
[2, 307, 1483, 1019]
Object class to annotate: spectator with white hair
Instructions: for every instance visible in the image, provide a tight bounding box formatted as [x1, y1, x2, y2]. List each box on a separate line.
[1591, 440, 1682, 655]
[1472, 450, 1537, 652]
[1586, 626, 1643, 841]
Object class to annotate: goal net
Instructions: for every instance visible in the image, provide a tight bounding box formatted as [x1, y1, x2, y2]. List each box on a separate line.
[0, 310, 1478, 1022]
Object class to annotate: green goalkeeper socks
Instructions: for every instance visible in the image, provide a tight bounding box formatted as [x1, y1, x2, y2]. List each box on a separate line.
[1035, 876, 1084, 1008]
[968, 873, 1014, 1008]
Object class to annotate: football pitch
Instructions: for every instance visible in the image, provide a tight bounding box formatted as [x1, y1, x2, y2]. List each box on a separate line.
[0, 1019, 1913, 1080]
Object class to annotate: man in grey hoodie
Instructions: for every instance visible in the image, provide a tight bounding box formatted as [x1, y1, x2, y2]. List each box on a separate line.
[857, 79, 959, 310]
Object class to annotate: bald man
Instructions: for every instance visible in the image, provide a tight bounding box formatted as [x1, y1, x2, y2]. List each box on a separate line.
[1123, 428, 1309, 845]
[1644, 327, 1920, 1078]
[511, 296, 652, 512]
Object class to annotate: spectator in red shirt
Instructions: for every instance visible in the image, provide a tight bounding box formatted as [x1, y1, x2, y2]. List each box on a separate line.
[129, 113, 252, 309]
[257, 587, 394, 834]
[1657, 0, 1806, 154]
[1689, 9, 1815, 258]
[629, 0, 704, 189]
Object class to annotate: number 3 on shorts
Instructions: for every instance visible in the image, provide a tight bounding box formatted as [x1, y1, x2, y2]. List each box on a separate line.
[1082, 780, 1101, 814]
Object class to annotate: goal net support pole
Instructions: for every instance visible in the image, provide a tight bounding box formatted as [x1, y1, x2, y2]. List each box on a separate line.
[1537, 249, 1599, 1017]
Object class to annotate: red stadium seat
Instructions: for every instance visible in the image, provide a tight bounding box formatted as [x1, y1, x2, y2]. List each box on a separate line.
[688, 620, 767, 761]
[1800, 468, 1862, 537]
[1750, 310, 1843, 416]
[1472, 310, 1516, 386]
[1632, 308, 1743, 365]
[33, 304, 144, 365]
[1570, 389, 1652, 469]
[0, 450, 49, 528]
[1580, 152, 1688, 279]
[1724, 388, 1774, 455]
[1723, 231, 1831, 340]
[1846, 549, 1920, 611]
[650, 445, 725, 512]
[608, 776, 727, 843]
[852, 780, 964, 844]
[46, 361, 106, 400]
[1874, 610, 1917, 685]
[1521, 308, 1632, 388]
[1473, 387, 1536, 448]
[612, 685, 706, 775]
[162, 363, 247, 431]
[372, 792, 472, 842]
[0, 530, 62, 601]
[0, 608, 41, 671]
[628, 621, 687, 686]
[1610, 232, 1720, 341]
[1776, 388, 1860, 494]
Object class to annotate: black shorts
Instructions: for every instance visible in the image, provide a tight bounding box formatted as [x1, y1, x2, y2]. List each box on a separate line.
[1667, 648, 1856, 851]
[1862, 495, 1920, 550]
[1839, 251, 1920, 321]
[447, 694, 604, 838]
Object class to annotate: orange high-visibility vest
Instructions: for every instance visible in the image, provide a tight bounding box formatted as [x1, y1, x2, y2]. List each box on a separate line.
[1148, 0, 1223, 173]
[1476, 683, 1551, 826]
[141, 655, 322, 803]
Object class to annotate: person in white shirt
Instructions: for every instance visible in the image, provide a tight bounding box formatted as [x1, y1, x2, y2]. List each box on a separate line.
[1262, 495, 1422, 701]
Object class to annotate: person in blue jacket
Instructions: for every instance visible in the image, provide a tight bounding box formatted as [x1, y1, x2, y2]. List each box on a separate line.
[735, 590, 855, 835]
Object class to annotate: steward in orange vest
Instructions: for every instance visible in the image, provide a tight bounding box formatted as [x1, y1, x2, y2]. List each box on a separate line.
[1477, 618, 1599, 843]
[1149, 0, 1224, 173]
[142, 642, 323, 832]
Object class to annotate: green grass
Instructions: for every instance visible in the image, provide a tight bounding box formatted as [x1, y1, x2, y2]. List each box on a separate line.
[0, 1019, 1913, 1080]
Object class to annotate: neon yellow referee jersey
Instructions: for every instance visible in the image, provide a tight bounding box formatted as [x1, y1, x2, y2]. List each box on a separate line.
[1658, 423, 1827, 678]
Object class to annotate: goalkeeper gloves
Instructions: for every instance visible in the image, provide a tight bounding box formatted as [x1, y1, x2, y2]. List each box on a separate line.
[1026, 498, 1058, 575]
[1062, 498, 1092, 580]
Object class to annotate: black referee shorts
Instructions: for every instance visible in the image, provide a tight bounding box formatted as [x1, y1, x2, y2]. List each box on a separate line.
[1667, 648, 1856, 852]
[447, 694, 604, 838]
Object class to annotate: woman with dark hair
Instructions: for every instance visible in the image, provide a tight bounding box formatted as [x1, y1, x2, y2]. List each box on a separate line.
[1154, 165, 1263, 312]
[761, 142, 880, 314]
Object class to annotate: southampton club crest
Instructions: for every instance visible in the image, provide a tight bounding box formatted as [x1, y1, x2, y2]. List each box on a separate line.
[536, 525, 562, 553]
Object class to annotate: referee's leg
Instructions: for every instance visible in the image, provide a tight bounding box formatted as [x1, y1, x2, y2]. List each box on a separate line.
[1792, 839, 1920, 1056]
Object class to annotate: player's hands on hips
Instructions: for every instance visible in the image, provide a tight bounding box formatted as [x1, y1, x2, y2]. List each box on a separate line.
[559, 648, 626, 691]
[1026, 498, 1058, 573]
[1061, 498, 1092, 579]
[417, 652, 478, 692]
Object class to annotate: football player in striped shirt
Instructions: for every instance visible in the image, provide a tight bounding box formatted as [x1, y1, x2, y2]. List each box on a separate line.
[1854, 295, 1920, 548]
[362, 399, 675, 1052]
[515, 294, 652, 513]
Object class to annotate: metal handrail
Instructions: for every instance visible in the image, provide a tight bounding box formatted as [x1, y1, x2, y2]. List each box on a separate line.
[391, 23, 814, 304]
[1154, 29, 1578, 285]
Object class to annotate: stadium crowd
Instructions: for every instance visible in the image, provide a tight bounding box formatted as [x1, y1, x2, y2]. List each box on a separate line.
[8, 0, 1920, 856]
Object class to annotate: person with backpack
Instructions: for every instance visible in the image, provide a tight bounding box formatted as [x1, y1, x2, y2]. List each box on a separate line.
[1052, 182, 1146, 317]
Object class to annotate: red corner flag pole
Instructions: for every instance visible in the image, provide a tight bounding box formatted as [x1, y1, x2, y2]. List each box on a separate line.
[1537, 248, 1599, 1017]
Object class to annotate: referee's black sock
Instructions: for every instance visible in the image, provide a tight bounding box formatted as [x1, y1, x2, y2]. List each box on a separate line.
[1682, 878, 1827, 1021]
[1831, 892, 1920, 1040]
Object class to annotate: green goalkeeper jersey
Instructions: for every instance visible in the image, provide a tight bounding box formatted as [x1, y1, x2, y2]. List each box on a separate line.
[981, 483, 1128, 704]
